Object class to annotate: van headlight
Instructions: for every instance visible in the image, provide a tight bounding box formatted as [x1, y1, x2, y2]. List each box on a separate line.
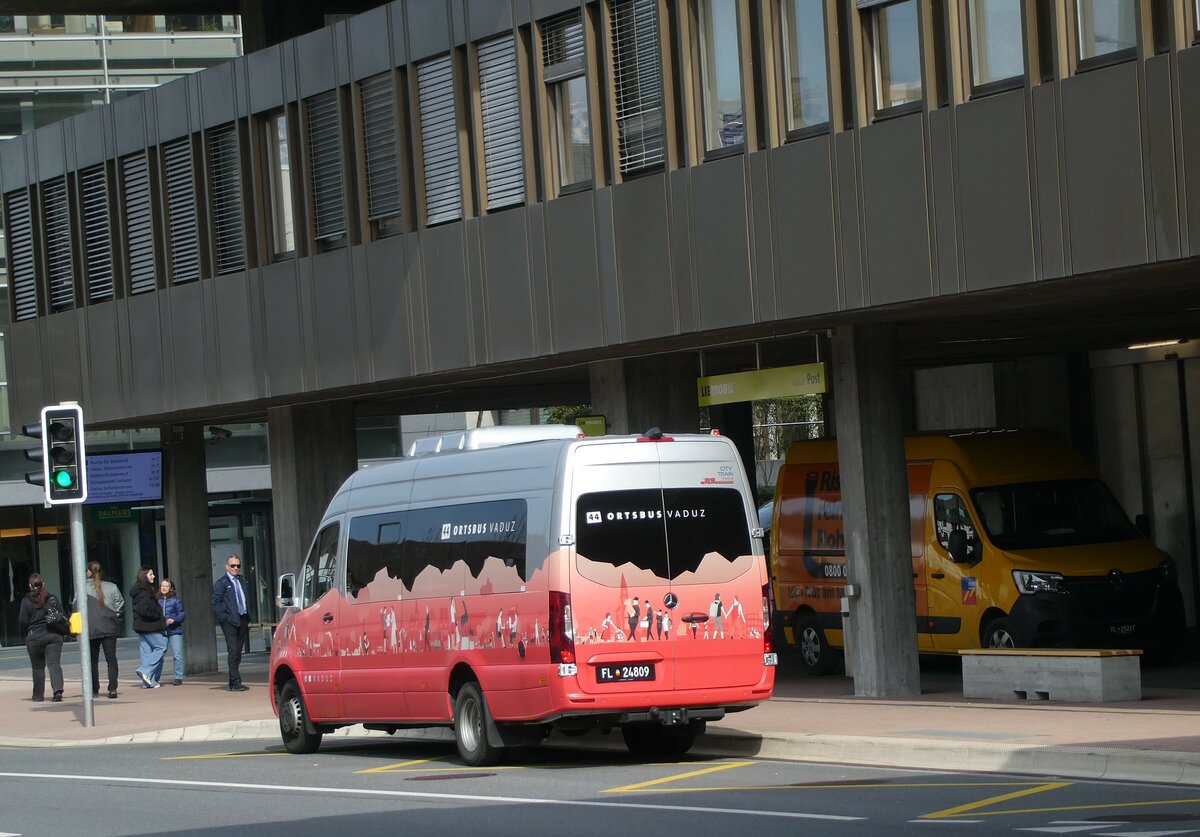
[1013, 570, 1065, 594]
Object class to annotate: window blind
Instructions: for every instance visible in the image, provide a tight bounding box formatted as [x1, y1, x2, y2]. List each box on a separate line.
[80, 164, 114, 302]
[359, 73, 402, 228]
[208, 124, 245, 274]
[478, 35, 525, 210]
[42, 176, 75, 312]
[306, 90, 347, 242]
[542, 10, 585, 79]
[417, 55, 462, 226]
[611, 0, 665, 173]
[5, 190, 37, 320]
[162, 137, 200, 283]
[122, 153, 157, 295]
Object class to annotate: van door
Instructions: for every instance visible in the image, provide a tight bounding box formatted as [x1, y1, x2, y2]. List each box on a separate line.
[291, 522, 344, 720]
[928, 492, 984, 651]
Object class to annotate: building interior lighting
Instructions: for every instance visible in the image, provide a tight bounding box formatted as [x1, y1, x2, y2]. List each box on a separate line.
[1127, 339, 1185, 350]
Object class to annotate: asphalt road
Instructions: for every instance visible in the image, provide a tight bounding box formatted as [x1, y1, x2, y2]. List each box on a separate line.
[5, 737, 1200, 836]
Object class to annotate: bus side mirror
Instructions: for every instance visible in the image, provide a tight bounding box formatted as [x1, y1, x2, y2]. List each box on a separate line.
[1135, 513, 1151, 537]
[277, 573, 296, 609]
[947, 530, 969, 564]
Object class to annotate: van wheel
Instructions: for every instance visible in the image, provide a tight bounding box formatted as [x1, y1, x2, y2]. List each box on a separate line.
[454, 682, 503, 767]
[982, 616, 1022, 649]
[278, 681, 322, 755]
[796, 613, 836, 675]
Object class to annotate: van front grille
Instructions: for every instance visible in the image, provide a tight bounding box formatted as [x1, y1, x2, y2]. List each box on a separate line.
[1061, 570, 1161, 620]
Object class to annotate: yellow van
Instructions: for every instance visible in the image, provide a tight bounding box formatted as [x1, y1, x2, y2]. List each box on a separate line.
[770, 429, 1184, 674]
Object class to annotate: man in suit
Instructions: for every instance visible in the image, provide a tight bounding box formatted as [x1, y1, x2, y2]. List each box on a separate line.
[212, 555, 250, 692]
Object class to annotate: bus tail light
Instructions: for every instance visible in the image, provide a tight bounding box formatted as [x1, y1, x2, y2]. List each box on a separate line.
[549, 590, 576, 671]
[762, 583, 776, 658]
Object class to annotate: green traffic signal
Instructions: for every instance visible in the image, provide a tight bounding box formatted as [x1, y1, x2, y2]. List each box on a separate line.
[53, 469, 74, 488]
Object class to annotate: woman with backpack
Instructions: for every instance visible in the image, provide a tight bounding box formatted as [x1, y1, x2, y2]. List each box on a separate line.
[78, 561, 125, 699]
[17, 573, 65, 702]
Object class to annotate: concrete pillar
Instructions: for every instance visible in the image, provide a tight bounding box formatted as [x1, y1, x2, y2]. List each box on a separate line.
[268, 403, 357, 578]
[161, 422, 217, 675]
[589, 354, 701, 436]
[708, 401, 758, 499]
[832, 325, 920, 697]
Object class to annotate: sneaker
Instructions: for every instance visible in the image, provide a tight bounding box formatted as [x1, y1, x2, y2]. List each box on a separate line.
[229, 684, 250, 692]
[136, 670, 153, 688]
[172, 679, 183, 686]
[150, 679, 161, 689]
[107, 691, 118, 699]
[51, 691, 63, 703]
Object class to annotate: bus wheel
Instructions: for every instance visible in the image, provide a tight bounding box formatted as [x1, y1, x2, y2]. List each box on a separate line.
[982, 616, 1021, 649]
[278, 681, 322, 755]
[796, 613, 836, 675]
[454, 682, 502, 767]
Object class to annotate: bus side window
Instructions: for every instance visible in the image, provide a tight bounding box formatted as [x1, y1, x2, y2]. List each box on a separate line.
[934, 493, 979, 563]
[301, 522, 341, 606]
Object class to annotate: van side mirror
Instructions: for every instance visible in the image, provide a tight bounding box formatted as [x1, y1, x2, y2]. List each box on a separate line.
[947, 530, 970, 564]
[1135, 513, 1151, 537]
[277, 573, 296, 609]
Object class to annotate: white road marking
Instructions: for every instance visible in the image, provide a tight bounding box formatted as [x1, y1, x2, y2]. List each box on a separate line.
[0, 772, 863, 822]
[1102, 831, 1200, 836]
[1016, 826, 1125, 834]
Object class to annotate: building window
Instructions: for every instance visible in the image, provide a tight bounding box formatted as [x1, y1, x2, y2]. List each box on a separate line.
[121, 152, 157, 295]
[359, 72, 404, 236]
[162, 136, 201, 283]
[4, 190, 37, 320]
[1075, 0, 1137, 66]
[416, 54, 463, 225]
[42, 177, 75, 312]
[780, 0, 829, 134]
[611, 0, 666, 173]
[263, 112, 295, 258]
[306, 90, 347, 248]
[867, 0, 923, 114]
[79, 164, 114, 303]
[698, 0, 744, 151]
[966, 0, 1023, 92]
[478, 35, 526, 210]
[208, 123, 246, 274]
[542, 11, 592, 188]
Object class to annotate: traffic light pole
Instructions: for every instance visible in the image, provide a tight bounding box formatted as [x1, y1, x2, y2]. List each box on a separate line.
[71, 502, 94, 727]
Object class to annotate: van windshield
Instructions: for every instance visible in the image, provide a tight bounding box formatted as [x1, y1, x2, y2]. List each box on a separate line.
[970, 479, 1140, 550]
[574, 487, 752, 582]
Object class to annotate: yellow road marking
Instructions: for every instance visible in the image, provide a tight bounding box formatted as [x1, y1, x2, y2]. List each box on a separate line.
[954, 796, 1200, 818]
[163, 752, 289, 760]
[616, 780, 1041, 795]
[604, 761, 753, 793]
[357, 756, 442, 774]
[922, 781, 1072, 819]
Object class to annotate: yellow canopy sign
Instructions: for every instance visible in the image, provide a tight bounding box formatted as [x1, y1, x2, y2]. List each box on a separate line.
[696, 362, 827, 406]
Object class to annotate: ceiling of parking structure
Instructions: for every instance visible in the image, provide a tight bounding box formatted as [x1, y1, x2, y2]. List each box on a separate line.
[0, 1, 236, 11]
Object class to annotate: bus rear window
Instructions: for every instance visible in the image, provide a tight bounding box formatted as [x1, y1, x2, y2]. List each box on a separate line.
[575, 488, 752, 582]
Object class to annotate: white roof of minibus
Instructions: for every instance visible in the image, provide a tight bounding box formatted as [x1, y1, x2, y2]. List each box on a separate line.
[404, 424, 583, 457]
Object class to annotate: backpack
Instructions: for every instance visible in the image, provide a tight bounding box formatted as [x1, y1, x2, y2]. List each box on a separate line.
[44, 594, 70, 636]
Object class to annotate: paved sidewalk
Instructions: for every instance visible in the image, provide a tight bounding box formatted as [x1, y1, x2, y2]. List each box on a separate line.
[4, 641, 1200, 786]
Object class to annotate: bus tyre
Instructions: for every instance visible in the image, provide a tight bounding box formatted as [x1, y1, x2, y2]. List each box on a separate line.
[982, 616, 1021, 649]
[454, 682, 502, 767]
[278, 681, 322, 755]
[796, 613, 836, 675]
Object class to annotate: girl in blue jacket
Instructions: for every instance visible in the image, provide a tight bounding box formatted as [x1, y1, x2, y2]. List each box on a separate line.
[158, 579, 187, 685]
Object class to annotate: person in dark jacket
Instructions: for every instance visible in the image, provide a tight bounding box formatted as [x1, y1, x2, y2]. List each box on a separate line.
[212, 554, 250, 691]
[76, 560, 124, 699]
[17, 573, 65, 702]
[157, 578, 186, 686]
[129, 566, 166, 689]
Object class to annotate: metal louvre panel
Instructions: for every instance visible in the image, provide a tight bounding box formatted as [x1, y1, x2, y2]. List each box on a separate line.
[80, 164, 114, 302]
[542, 9, 584, 72]
[5, 190, 38, 320]
[417, 55, 462, 225]
[163, 137, 201, 283]
[611, 0, 665, 173]
[478, 35, 524, 210]
[208, 124, 246, 274]
[122, 152, 156, 295]
[359, 73, 402, 225]
[42, 176, 75, 312]
[307, 90, 347, 241]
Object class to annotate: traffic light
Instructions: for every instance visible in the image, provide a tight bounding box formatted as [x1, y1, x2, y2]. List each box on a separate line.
[22, 404, 88, 505]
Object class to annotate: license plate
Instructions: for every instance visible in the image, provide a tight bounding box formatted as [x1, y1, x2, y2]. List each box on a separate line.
[1110, 624, 1135, 635]
[596, 663, 655, 683]
[764, 652, 778, 666]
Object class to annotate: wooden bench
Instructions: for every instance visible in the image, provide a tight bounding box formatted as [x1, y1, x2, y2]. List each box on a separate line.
[959, 648, 1142, 703]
